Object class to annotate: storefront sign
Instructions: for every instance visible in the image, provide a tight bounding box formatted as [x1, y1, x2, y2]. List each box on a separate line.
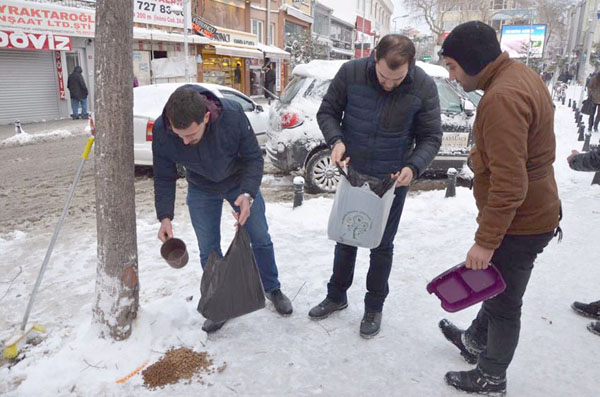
[0, 0, 95, 37]
[0, 30, 72, 51]
[212, 27, 257, 47]
[133, 0, 191, 29]
[192, 16, 216, 38]
[55, 51, 65, 99]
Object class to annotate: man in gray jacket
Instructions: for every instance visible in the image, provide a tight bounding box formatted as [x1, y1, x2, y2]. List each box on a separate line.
[308, 34, 442, 338]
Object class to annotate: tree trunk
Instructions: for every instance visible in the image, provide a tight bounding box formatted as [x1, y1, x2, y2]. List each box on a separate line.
[92, 0, 138, 341]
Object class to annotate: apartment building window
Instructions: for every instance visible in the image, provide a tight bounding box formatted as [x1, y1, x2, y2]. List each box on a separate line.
[315, 12, 329, 36]
[269, 23, 275, 46]
[251, 19, 263, 43]
[491, 0, 506, 10]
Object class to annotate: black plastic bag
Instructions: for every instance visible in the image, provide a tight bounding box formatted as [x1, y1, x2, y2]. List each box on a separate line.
[197, 226, 266, 322]
[339, 166, 396, 197]
[582, 98, 595, 115]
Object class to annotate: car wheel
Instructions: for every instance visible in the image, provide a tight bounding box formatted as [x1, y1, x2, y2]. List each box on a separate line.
[305, 149, 340, 193]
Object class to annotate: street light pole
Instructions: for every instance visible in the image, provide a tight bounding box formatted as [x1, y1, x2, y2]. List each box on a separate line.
[183, 0, 189, 82]
[361, 0, 366, 58]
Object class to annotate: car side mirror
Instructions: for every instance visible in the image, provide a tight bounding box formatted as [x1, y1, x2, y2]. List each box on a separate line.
[463, 100, 475, 117]
[255, 104, 264, 112]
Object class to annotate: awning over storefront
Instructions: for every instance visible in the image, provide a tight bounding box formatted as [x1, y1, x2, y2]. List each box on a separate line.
[257, 43, 291, 60]
[133, 27, 210, 44]
[211, 44, 263, 59]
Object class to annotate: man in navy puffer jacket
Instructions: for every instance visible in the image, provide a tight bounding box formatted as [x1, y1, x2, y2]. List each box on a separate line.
[153, 85, 292, 333]
[309, 35, 442, 338]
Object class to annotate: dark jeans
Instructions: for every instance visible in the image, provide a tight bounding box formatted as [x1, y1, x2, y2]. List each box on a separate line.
[326, 186, 409, 312]
[186, 184, 280, 293]
[465, 232, 554, 376]
[588, 104, 600, 131]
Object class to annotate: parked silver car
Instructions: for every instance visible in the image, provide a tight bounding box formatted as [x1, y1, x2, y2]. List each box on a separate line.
[265, 60, 475, 193]
[132, 83, 269, 166]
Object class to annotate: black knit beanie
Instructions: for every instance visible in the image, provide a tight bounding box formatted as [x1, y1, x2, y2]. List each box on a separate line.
[439, 21, 502, 76]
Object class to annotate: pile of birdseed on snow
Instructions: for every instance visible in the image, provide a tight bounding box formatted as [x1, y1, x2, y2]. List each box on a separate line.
[142, 347, 217, 389]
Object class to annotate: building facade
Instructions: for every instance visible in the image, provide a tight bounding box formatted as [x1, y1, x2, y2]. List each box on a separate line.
[0, 0, 96, 124]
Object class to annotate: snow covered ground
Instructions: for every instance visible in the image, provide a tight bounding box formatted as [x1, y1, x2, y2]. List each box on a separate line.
[1, 98, 599, 395]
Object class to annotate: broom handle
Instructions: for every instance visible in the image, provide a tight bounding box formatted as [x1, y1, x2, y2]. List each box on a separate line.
[20, 137, 95, 331]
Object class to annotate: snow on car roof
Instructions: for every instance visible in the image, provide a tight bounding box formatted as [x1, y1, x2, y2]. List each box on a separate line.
[416, 61, 449, 78]
[292, 60, 349, 80]
[133, 83, 227, 119]
[292, 59, 450, 81]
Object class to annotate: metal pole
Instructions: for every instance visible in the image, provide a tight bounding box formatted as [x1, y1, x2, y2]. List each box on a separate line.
[20, 137, 95, 331]
[361, 0, 366, 58]
[579, 0, 598, 108]
[266, 0, 270, 45]
[526, 9, 532, 67]
[183, 0, 190, 82]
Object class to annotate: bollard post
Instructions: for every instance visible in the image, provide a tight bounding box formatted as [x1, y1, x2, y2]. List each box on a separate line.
[562, 96, 566, 105]
[293, 176, 305, 208]
[583, 133, 591, 152]
[575, 110, 579, 122]
[568, 98, 572, 107]
[573, 100, 577, 111]
[578, 125, 585, 141]
[445, 168, 457, 198]
[14, 120, 22, 134]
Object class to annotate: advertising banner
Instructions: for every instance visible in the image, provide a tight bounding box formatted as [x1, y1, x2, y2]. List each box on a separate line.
[55, 51, 66, 99]
[133, 0, 191, 29]
[0, 29, 72, 51]
[0, 0, 95, 37]
[500, 24, 547, 59]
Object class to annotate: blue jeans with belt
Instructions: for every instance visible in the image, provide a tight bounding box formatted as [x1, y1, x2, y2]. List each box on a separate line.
[186, 183, 281, 293]
[326, 186, 409, 312]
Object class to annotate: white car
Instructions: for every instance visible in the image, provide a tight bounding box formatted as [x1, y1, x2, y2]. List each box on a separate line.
[266, 60, 475, 193]
[133, 83, 269, 166]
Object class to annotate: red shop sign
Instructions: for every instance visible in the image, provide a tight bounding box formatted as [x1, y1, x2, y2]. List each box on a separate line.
[55, 51, 66, 100]
[0, 30, 72, 51]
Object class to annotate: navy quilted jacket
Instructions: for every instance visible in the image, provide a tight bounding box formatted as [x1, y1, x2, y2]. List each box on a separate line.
[317, 54, 442, 178]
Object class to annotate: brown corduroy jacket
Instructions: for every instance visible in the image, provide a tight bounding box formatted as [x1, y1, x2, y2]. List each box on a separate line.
[469, 52, 561, 250]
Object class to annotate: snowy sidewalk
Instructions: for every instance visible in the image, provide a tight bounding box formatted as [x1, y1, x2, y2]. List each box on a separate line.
[1, 101, 599, 395]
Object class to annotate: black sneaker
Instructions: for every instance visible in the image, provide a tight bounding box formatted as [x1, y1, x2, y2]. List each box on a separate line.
[439, 319, 482, 365]
[266, 289, 293, 316]
[202, 318, 226, 333]
[445, 367, 506, 395]
[588, 321, 600, 336]
[308, 298, 348, 320]
[359, 311, 382, 338]
[572, 300, 600, 320]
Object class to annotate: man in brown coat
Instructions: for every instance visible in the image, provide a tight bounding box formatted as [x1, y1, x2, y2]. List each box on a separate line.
[437, 21, 561, 395]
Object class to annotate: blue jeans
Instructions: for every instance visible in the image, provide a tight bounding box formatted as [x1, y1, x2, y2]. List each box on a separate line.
[71, 98, 87, 118]
[186, 183, 280, 293]
[326, 186, 409, 312]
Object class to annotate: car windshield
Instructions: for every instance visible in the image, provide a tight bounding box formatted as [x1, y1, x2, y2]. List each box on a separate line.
[304, 79, 331, 100]
[464, 90, 482, 106]
[434, 78, 463, 114]
[279, 76, 307, 104]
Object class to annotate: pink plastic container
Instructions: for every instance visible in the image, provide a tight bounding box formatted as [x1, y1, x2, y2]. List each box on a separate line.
[426, 262, 506, 313]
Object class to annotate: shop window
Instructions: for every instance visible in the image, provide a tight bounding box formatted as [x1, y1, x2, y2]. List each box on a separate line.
[153, 51, 167, 59]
